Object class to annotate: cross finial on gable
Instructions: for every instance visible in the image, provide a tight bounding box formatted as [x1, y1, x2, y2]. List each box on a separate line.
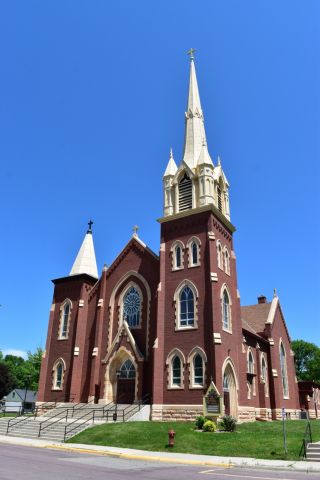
[132, 225, 139, 237]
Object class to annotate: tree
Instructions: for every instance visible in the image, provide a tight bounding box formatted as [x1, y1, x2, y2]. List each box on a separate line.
[0, 363, 15, 399]
[2, 347, 44, 391]
[291, 339, 320, 383]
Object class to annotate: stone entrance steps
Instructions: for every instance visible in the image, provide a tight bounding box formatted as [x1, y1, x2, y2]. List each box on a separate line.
[0, 402, 142, 442]
[306, 442, 320, 462]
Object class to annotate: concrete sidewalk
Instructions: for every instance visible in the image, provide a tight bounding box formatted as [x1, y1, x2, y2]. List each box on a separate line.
[0, 434, 319, 473]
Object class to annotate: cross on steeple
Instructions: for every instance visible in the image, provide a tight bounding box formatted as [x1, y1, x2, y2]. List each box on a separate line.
[187, 48, 196, 60]
[87, 220, 93, 233]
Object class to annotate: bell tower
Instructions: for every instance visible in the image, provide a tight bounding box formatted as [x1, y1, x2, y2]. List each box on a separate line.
[152, 52, 243, 421]
[162, 52, 230, 220]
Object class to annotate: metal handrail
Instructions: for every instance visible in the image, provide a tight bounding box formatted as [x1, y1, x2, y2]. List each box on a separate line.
[63, 410, 96, 441]
[299, 417, 313, 458]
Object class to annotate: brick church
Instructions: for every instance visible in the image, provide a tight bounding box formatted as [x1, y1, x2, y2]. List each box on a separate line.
[38, 54, 301, 421]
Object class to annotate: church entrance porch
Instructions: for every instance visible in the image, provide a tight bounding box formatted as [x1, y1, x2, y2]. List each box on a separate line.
[104, 347, 139, 404]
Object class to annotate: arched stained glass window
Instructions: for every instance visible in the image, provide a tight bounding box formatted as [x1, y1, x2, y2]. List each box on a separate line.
[222, 290, 231, 330]
[217, 242, 223, 269]
[119, 359, 136, 379]
[180, 286, 195, 326]
[191, 242, 198, 265]
[172, 356, 181, 386]
[176, 245, 181, 268]
[223, 373, 229, 391]
[193, 354, 203, 385]
[280, 343, 289, 397]
[54, 361, 64, 389]
[123, 286, 141, 327]
[261, 356, 267, 382]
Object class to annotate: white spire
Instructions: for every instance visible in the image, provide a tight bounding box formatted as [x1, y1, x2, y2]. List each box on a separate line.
[198, 138, 213, 167]
[163, 148, 178, 177]
[69, 222, 98, 279]
[182, 54, 208, 169]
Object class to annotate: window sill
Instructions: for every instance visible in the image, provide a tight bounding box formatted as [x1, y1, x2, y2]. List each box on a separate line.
[189, 385, 204, 390]
[283, 396, 290, 400]
[57, 337, 68, 341]
[188, 263, 201, 269]
[222, 327, 232, 334]
[51, 388, 63, 391]
[175, 325, 197, 332]
[172, 267, 184, 272]
[167, 386, 184, 390]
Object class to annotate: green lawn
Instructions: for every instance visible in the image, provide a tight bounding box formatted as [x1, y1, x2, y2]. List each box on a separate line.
[67, 420, 320, 461]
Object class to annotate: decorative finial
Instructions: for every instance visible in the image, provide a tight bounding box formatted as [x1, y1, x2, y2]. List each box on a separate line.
[102, 264, 108, 272]
[187, 48, 196, 60]
[132, 225, 139, 237]
[217, 156, 221, 166]
[170, 148, 173, 159]
[87, 220, 93, 233]
[273, 288, 277, 298]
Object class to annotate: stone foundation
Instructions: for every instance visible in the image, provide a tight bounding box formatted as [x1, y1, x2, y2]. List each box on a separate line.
[151, 404, 203, 421]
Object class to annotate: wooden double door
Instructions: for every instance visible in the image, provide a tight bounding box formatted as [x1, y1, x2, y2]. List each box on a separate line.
[117, 379, 135, 404]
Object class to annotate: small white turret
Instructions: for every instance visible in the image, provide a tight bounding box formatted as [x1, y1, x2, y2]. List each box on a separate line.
[69, 221, 98, 279]
[163, 149, 178, 216]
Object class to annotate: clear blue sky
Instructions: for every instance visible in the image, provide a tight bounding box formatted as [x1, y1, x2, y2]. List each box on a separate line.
[0, 1, 319, 357]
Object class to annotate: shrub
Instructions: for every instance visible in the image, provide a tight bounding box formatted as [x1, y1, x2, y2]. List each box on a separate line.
[203, 420, 216, 432]
[195, 415, 206, 430]
[218, 415, 237, 432]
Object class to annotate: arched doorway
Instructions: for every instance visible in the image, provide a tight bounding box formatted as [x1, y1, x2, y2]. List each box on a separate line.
[223, 362, 238, 418]
[117, 359, 136, 403]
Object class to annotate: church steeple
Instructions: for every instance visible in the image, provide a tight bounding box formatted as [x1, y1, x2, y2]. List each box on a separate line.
[69, 221, 98, 279]
[162, 52, 230, 221]
[182, 51, 211, 170]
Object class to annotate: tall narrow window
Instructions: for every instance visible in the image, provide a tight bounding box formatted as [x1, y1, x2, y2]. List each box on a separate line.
[180, 286, 195, 327]
[193, 354, 203, 385]
[222, 290, 231, 331]
[123, 286, 141, 327]
[224, 249, 230, 274]
[247, 351, 254, 373]
[176, 245, 181, 268]
[261, 356, 267, 382]
[280, 343, 289, 398]
[217, 242, 223, 269]
[172, 356, 182, 386]
[59, 301, 71, 339]
[179, 173, 192, 211]
[53, 360, 65, 390]
[191, 242, 198, 265]
[217, 186, 222, 212]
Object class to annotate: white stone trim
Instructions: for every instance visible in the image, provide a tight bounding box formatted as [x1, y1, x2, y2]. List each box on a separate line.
[220, 283, 232, 333]
[170, 240, 185, 271]
[210, 272, 218, 282]
[51, 357, 66, 391]
[208, 231, 215, 240]
[92, 347, 98, 357]
[216, 240, 223, 270]
[79, 299, 85, 307]
[266, 296, 278, 324]
[187, 346, 207, 389]
[166, 348, 185, 389]
[213, 332, 222, 344]
[73, 346, 79, 356]
[186, 236, 201, 268]
[173, 279, 199, 331]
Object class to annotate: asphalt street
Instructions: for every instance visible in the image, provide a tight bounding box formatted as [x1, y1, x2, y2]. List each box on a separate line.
[0, 444, 318, 480]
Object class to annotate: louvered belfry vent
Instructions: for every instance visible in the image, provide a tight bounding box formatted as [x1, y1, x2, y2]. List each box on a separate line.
[179, 173, 192, 211]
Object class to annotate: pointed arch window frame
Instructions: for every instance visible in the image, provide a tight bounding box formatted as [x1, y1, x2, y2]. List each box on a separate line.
[216, 240, 223, 270]
[279, 340, 290, 399]
[260, 352, 269, 398]
[221, 284, 232, 333]
[170, 240, 185, 271]
[187, 347, 207, 389]
[174, 280, 199, 331]
[119, 282, 143, 330]
[186, 236, 201, 268]
[58, 299, 72, 340]
[223, 246, 231, 275]
[52, 358, 66, 391]
[166, 348, 185, 389]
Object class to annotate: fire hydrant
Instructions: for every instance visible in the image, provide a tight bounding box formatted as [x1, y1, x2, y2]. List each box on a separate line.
[168, 429, 176, 447]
